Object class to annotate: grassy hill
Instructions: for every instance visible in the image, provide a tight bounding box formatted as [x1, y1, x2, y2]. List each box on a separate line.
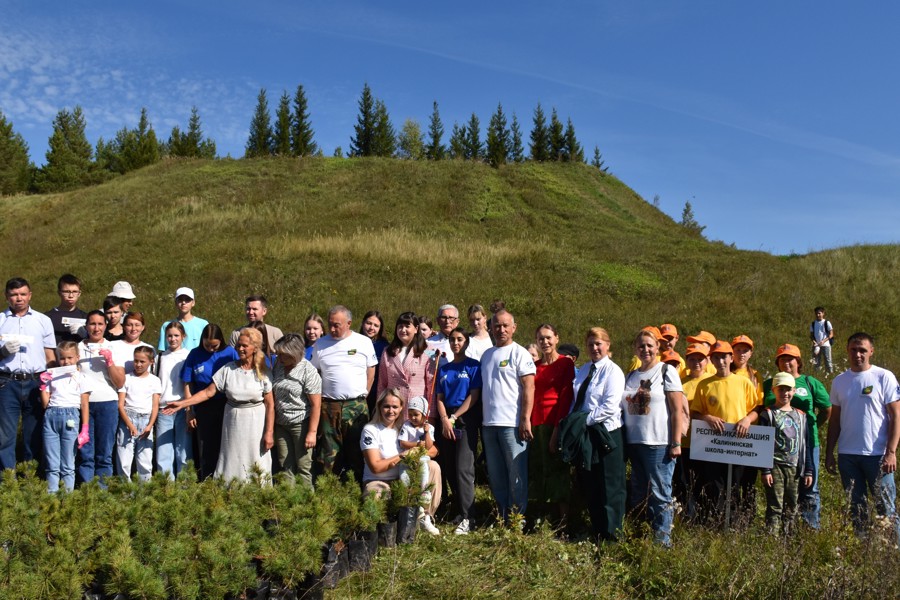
[3, 156, 899, 375]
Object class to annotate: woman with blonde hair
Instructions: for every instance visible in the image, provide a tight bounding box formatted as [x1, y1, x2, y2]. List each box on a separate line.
[164, 327, 274, 482]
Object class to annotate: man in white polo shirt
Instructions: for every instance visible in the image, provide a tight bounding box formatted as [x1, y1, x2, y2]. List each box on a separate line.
[0, 277, 56, 473]
[480, 309, 536, 524]
[826, 331, 900, 540]
[311, 305, 378, 481]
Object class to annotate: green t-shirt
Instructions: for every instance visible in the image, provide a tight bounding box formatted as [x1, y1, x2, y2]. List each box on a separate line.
[762, 374, 831, 448]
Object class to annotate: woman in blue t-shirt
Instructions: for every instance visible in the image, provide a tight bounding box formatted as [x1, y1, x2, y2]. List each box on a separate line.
[435, 327, 482, 534]
[179, 323, 238, 479]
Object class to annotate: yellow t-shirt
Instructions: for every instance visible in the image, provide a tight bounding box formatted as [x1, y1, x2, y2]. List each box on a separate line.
[680, 374, 711, 449]
[732, 366, 763, 402]
[690, 374, 759, 424]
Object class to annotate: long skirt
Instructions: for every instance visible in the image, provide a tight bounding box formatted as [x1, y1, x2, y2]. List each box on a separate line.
[215, 403, 272, 482]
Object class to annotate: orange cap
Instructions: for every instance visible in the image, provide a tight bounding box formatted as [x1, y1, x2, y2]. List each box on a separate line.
[731, 335, 754, 349]
[775, 343, 801, 361]
[687, 331, 716, 346]
[659, 324, 678, 339]
[660, 349, 681, 364]
[685, 343, 709, 357]
[641, 325, 664, 341]
[710, 340, 733, 355]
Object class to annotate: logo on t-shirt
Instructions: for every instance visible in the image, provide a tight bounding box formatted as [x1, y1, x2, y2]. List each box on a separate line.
[194, 365, 205, 374]
[363, 434, 373, 446]
[794, 388, 809, 398]
[708, 394, 719, 407]
[499, 360, 510, 368]
[862, 385, 873, 395]
[347, 349, 357, 356]
[458, 372, 469, 379]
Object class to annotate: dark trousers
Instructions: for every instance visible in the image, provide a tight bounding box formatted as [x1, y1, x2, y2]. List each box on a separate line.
[579, 426, 626, 541]
[0, 378, 43, 475]
[193, 396, 226, 480]
[696, 459, 758, 526]
[435, 416, 479, 520]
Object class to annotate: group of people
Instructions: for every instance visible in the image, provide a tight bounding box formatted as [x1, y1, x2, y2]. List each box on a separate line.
[1, 275, 897, 545]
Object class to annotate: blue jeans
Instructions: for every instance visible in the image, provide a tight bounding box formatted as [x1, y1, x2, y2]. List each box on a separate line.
[0, 377, 43, 473]
[77, 401, 119, 484]
[43, 407, 79, 492]
[482, 426, 529, 521]
[116, 411, 154, 481]
[627, 444, 676, 545]
[838, 453, 899, 540]
[799, 445, 821, 528]
[155, 408, 192, 479]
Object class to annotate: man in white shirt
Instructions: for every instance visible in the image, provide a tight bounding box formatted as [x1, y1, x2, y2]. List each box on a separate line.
[826, 332, 900, 540]
[0, 277, 57, 473]
[311, 305, 378, 480]
[479, 310, 536, 524]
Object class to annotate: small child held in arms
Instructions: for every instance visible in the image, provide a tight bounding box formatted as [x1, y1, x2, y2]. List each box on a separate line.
[116, 345, 161, 482]
[398, 395, 440, 535]
[759, 372, 813, 534]
[40, 341, 92, 492]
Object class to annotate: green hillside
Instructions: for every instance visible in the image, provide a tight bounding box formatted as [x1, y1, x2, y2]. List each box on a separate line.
[3, 157, 899, 375]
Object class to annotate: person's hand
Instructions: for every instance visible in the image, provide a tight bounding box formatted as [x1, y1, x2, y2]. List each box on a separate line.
[128, 424, 139, 438]
[735, 417, 752, 438]
[519, 419, 533, 443]
[139, 425, 152, 440]
[185, 409, 196, 430]
[304, 430, 317, 449]
[77, 424, 90, 449]
[1, 339, 20, 357]
[98, 348, 114, 367]
[825, 453, 837, 475]
[67, 323, 82, 336]
[162, 400, 183, 415]
[703, 415, 726, 434]
[803, 475, 813, 488]
[763, 473, 773, 487]
[667, 444, 682, 459]
[39, 371, 53, 391]
[883, 451, 897, 474]
[262, 430, 274, 451]
[441, 418, 456, 441]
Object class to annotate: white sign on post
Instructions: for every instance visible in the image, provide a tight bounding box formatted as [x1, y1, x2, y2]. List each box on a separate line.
[691, 419, 775, 469]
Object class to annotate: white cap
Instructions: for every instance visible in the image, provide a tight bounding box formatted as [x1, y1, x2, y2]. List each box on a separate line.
[109, 281, 135, 299]
[408, 396, 428, 416]
[175, 287, 195, 300]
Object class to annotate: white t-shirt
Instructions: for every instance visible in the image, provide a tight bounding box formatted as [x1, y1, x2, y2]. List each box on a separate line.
[119, 373, 162, 414]
[465, 335, 493, 361]
[830, 365, 900, 456]
[212, 362, 272, 408]
[399, 421, 436, 444]
[622, 362, 683, 445]
[157, 347, 189, 404]
[46, 370, 92, 409]
[811, 319, 833, 346]
[480, 342, 537, 427]
[311, 332, 378, 399]
[426, 333, 453, 368]
[109, 340, 153, 374]
[78, 340, 120, 403]
[360, 422, 400, 482]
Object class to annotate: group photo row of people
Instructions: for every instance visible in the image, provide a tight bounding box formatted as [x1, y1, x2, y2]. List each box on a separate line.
[1, 274, 896, 544]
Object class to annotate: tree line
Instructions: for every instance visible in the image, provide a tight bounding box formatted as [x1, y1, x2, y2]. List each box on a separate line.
[0, 82, 610, 195]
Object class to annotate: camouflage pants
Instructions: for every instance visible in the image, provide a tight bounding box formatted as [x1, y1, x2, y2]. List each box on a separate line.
[316, 398, 368, 482]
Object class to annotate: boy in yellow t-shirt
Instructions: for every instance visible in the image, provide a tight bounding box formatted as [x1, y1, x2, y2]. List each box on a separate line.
[690, 340, 761, 526]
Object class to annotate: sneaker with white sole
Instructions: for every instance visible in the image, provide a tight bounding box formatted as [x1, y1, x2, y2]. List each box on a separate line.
[419, 513, 440, 535]
[454, 518, 470, 535]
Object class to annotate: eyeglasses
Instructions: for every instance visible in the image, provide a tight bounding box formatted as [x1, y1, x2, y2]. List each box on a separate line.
[438, 316, 459, 322]
[59, 290, 81, 296]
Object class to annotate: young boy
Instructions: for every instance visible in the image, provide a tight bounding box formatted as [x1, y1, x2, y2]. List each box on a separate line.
[398, 396, 440, 535]
[759, 372, 813, 534]
[810, 306, 834, 374]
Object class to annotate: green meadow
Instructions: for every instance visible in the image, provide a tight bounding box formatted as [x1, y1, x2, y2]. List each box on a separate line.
[3, 157, 900, 598]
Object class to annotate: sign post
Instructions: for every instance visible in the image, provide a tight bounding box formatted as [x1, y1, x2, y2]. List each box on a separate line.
[691, 420, 775, 528]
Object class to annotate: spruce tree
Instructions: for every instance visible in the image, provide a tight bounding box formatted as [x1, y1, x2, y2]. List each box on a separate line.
[464, 113, 482, 161]
[591, 146, 608, 172]
[448, 122, 466, 159]
[549, 108, 565, 161]
[485, 103, 510, 167]
[130, 107, 160, 170]
[397, 118, 424, 160]
[680, 201, 706, 237]
[36, 106, 94, 192]
[167, 107, 216, 158]
[273, 91, 292, 156]
[245, 88, 273, 158]
[349, 83, 376, 157]
[509, 113, 524, 163]
[290, 84, 317, 156]
[371, 99, 396, 157]
[529, 102, 549, 161]
[563, 118, 583, 162]
[0, 111, 32, 195]
[425, 101, 445, 160]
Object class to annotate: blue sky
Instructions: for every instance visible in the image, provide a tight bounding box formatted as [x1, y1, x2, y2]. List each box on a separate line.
[2, 1, 898, 255]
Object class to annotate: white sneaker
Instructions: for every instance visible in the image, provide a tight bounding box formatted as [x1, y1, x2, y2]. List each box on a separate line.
[454, 518, 470, 535]
[419, 513, 440, 535]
